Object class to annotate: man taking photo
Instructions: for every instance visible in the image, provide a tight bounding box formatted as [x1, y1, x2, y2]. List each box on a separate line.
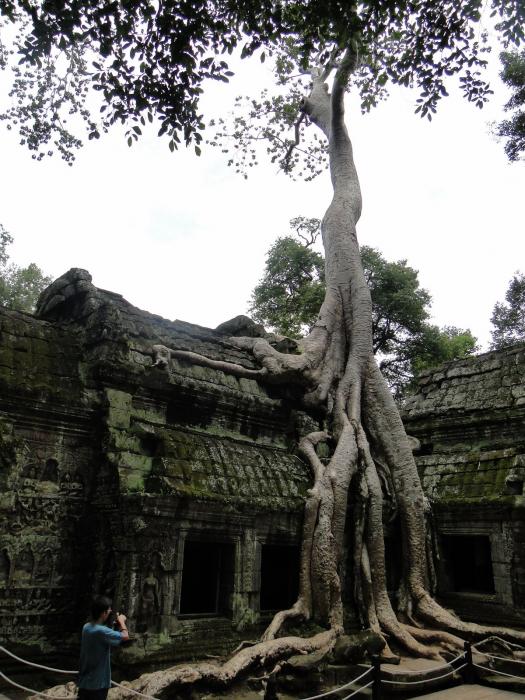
[78, 595, 129, 700]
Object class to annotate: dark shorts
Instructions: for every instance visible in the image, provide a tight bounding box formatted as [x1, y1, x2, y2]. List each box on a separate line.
[78, 688, 109, 700]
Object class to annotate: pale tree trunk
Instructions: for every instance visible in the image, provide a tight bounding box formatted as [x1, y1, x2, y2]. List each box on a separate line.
[254, 51, 441, 657]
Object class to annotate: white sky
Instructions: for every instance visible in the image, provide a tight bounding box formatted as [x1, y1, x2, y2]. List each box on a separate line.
[0, 46, 523, 349]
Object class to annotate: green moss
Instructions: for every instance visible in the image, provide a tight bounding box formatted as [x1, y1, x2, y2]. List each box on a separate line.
[121, 469, 145, 492]
[111, 429, 141, 452]
[118, 452, 152, 471]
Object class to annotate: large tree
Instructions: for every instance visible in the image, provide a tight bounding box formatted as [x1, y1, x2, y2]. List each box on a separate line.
[249, 218, 477, 398]
[490, 271, 525, 349]
[4, 0, 525, 696]
[249, 218, 327, 338]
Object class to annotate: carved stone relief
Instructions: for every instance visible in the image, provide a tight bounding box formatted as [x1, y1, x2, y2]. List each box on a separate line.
[137, 552, 164, 633]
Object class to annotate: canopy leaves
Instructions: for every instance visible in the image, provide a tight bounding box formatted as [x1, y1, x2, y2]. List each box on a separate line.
[1, 0, 523, 161]
[494, 49, 525, 161]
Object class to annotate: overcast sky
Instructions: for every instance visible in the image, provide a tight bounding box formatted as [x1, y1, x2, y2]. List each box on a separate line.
[0, 45, 523, 350]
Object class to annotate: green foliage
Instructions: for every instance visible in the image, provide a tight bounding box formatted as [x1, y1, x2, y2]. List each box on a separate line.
[249, 219, 325, 337]
[0, 224, 52, 312]
[494, 49, 525, 161]
[386, 323, 478, 397]
[407, 324, 479, 376]
[362, 246, 431, 355]
[250, 219, 478, 397]
[0, 0, 523, 163]
[490, 272, 525, 349]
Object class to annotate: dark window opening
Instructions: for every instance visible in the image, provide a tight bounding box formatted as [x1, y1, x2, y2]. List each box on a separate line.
[179, 541, 234, 616]
[260, 545, 299, 611]
[441, 535, 495, 594]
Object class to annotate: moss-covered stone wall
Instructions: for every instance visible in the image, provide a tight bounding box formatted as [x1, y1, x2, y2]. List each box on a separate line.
[403, 345, 525, 627]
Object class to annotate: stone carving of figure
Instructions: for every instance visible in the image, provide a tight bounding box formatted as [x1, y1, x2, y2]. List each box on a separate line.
[137, 567, 160, 633]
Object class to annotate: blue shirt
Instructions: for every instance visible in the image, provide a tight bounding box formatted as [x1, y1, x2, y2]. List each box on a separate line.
[79, 623, 123, 689]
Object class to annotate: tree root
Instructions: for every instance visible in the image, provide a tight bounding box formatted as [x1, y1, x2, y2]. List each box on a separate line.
[108, 631, 337, 699]
[414, 591, 525, 643]
[261, 599, 310, 642]
[401, 624, 465, 654]
[152, 344, 267, 379]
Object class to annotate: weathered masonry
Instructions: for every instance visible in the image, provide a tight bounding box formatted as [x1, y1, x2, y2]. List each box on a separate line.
[0, 269, 312, 664]
[403, 347, 525, 628]
[1, 269, 525, 668]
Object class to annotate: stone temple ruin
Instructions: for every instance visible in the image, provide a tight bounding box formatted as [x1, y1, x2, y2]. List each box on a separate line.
[0, 268, 524, 669]
[403, 348, 525, 629]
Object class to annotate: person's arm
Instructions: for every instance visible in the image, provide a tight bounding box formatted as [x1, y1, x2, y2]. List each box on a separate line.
[116, 613, 129, 642]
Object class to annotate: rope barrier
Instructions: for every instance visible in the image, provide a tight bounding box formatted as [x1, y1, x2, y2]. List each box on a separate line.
[381, 662, 467, 686]
[9, 638, 524, 700]
[299, 667, 372, 700]
[473, 662, 525, 680]
[0, 646, 77, 675]
[111, 679, 160, 699]
[340, 679, 374, 699]
[473, 636, 525, 652]
[0, 640, 374, 700]
[0, 669, 74, 699]
[478, 652, 525, 666]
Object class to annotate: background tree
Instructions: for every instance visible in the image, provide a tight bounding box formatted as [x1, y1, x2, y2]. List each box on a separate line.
[249, 217, 326, 338]
[490, 271, 525, 349]
[250, 219, 477, 398]
[494, 49, 525, 161]
[398, 324, 478, 388]
[0, 224, 51, 312]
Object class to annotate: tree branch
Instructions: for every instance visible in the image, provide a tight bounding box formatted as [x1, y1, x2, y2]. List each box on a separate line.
[281, 111, 306, 171]
[331, 42, 359, 119]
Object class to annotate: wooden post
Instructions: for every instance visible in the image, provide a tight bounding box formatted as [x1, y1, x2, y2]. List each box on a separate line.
[371, 655, 381, 700]
[463, 640, 475, 684]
